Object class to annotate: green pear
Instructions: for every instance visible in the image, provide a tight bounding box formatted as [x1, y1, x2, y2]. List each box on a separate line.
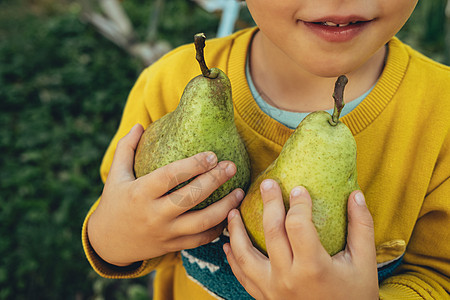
[134, 33, 251, 210]
[239, 76, 359, 256]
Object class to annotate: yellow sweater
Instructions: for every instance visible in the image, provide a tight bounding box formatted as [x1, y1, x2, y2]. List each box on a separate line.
[82, 27, 450, 299]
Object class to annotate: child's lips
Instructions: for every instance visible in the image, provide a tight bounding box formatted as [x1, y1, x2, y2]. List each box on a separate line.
[301, 18, 373, 43]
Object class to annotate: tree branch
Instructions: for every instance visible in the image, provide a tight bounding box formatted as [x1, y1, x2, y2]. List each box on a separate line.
[79, 0, 171, 66]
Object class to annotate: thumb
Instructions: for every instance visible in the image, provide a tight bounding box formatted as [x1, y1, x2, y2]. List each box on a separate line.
[346, 191, 376, 266]
[108, 124, 144, 183]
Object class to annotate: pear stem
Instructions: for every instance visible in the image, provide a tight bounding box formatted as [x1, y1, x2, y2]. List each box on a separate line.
[194, 33, 217, 79]
[329, 75, 349, 126]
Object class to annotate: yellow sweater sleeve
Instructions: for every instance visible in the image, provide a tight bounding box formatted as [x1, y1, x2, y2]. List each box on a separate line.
[380, 144, 450, 299]
[80, 55, 188, 278]
[379, 182, 450, 299]
[80, 66, 170, 278]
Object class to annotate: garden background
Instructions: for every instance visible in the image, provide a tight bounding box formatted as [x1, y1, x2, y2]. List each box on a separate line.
[0, 0, 449, 299]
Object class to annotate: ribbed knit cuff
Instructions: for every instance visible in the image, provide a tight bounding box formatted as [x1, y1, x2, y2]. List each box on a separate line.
[342, 37, 409, 135]
[229, 27, 295, 146]
[379, 281, 432, 300]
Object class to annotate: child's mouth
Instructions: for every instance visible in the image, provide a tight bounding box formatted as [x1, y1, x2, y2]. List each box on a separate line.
[302, 19, 372, 42]
[315, 21, 365, 27]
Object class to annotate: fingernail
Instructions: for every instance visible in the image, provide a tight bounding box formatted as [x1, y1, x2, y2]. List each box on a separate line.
[225, 163, 236, 177]
[291, 186, 306, 197]
[223, 243, 230, 255]
[129, 123, 140, 133]
[354, 191, 366, 206]
[235, 189, 244, 202]
[261, 179, 273, 191]
[228, 209, 238, 220]
[206, 152, 217, 166]
[291, 189, 300, 197]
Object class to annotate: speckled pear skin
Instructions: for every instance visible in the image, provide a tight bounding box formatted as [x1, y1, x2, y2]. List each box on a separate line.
[134, 68, 251, 210]
[240, 111, 359, 256]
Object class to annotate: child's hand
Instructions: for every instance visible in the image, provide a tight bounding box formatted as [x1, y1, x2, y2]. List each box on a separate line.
[87, 124, 244, 267]
[224, 179, 379, 299]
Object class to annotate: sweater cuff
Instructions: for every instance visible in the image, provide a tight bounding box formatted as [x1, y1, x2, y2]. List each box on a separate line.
[379, 277, 436, 300]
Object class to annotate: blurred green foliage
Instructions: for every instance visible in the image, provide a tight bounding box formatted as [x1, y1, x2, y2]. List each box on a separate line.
[397, 0, 449, 64]
[0, 0, 448, 299]
[0, 1, 147, 299]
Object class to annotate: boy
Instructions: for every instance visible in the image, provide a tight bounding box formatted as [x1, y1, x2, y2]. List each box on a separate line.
[83, 0, 450, 298]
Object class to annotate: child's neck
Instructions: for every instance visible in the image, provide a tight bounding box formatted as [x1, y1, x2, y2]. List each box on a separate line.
[249, 31, 386, 113]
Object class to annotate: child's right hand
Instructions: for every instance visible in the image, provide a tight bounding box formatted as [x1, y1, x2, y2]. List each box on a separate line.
[87, 124, 244, 267]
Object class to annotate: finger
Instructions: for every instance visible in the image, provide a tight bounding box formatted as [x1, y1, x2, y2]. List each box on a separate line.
[286, 186, 328, 263]
[108, 124, 144, 183]
[172, 188, 244, 236]
[223, 243, 264, 299]
[227, 209, 268, 275]
[226, 209, 268, 298]
[165, 221, 226, 252]
[139, 151, 219, 199]
[260, 179, 293, 268]
[345, 191, 376, 267]
[162, 161, 237, 215]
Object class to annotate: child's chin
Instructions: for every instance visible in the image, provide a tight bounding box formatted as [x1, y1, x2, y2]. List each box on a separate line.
[304, 56, 365, 78]
[308, 66, 353, 79]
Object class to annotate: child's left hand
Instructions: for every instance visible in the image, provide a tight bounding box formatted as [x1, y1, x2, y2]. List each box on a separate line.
[223, 179, 379, 300]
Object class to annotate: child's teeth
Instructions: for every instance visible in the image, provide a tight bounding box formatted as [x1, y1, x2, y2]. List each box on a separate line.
[323, 22, 351, 27]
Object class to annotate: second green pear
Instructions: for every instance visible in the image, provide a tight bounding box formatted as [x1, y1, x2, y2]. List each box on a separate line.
[239, 76, 360, 256]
